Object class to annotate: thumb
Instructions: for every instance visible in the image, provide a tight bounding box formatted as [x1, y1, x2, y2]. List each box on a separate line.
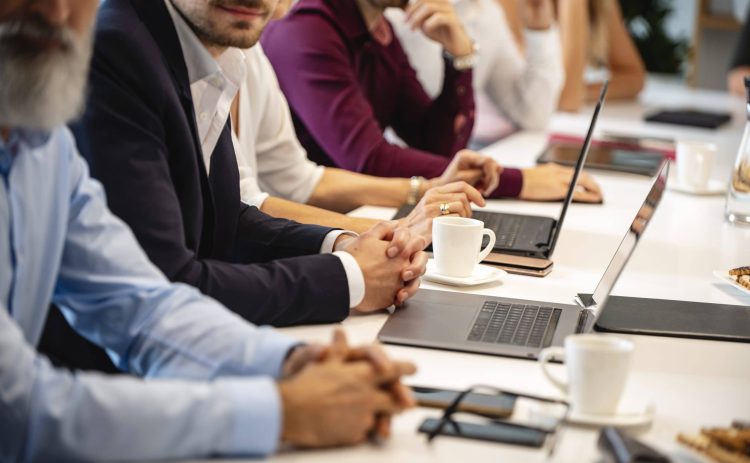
[366, 220, 399, 241]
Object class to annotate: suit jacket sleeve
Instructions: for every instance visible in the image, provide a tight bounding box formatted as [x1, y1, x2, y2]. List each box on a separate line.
[73, 24, 350, 326]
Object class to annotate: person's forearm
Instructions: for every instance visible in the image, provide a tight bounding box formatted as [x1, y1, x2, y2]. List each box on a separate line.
[586, 70, 644, 102]
[557, 0, 589, 112]
[307, 168, 414, 212]
[260, 195, 381, 234]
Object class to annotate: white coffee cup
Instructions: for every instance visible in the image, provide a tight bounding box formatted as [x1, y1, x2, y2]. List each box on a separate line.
[676, 141, 716, 189]
[432, 217, 496, 278]
[538, 334, 634, 416]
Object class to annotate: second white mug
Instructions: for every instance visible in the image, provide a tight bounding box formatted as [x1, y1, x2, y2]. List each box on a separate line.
[538, 334, 634, 416]
[676, 140, 716, 189]
[432, 217, 496, 278]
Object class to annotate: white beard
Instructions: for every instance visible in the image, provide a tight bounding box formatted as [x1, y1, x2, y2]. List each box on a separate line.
[0, 21, 92, 131]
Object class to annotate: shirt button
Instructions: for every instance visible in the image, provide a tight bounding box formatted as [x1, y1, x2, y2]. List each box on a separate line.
[457, 86, 466, 96]
[199, 112, 209, 121]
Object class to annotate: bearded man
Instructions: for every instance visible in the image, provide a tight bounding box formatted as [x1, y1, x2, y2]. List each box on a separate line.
[0, 0, 417, 460]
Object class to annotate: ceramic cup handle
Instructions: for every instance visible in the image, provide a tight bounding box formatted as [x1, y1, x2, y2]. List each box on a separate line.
[477, 229, 496, 263]
[538, 347, 568, 394]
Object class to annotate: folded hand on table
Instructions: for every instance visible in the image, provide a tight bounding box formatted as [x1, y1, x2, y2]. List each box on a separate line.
[335, 221, 428, 311]
[279, 329, 416, 447]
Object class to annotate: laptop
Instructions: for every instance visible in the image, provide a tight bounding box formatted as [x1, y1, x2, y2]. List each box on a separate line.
[378, 160, 669, 360]
[393, 81, 609, 262]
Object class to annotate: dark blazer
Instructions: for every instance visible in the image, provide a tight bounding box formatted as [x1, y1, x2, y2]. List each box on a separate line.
[73, 0, 350, 326]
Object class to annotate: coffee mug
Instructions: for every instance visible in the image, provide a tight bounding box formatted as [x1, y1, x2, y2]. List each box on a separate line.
[432, 217, 496, 278]
[676, 141, 716, 189]
[538, 334, 634, 416]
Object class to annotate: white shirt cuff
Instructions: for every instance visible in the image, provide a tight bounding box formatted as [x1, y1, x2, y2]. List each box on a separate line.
[243, 192, 270, 209]
[320, 231, 365, 308]
[319, 230, 356, 253]
[332, 251, 366, 308]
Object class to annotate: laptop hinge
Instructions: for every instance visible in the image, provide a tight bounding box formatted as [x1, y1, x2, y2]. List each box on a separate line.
[575, 309, 597, 334]
[576, 293, 595, 309]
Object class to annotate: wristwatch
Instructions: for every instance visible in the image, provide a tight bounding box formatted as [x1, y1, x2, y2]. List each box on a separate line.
[444, 41, 479, 72]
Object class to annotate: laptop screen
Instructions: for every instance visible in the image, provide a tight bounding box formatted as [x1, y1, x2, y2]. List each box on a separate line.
[589, 161, 670, 313]
[546, 81, 609, 255]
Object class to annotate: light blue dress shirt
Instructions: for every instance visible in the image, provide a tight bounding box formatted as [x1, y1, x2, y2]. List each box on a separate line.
[0, 126, 298, 461]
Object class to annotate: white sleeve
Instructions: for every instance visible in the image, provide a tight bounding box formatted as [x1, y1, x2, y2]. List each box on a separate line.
[482, 0, 564, 130]
[251, 45, 325, 204]
[320, 231, 366, 309]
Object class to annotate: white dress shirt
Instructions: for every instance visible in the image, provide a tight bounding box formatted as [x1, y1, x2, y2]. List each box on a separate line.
[386, 0, 564, 141]
[165, 0, 364, 307]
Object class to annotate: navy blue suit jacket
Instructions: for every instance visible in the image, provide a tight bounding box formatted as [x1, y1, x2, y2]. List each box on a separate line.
[73, 0, 350, 326]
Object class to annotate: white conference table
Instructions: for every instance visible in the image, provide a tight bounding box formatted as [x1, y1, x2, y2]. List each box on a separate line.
[207, 80, 750, 462]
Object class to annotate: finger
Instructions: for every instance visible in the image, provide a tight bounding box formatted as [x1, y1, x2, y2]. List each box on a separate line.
[350, 360, 418, 386]
[421, 13, 451, 31]
[428, 194, 470, 218]
[395, 277, 421, 306]
[390, 381, 417, 408]
[482, 162, 501, 196]
[327, 328, 350, 361]
[578, 171, 602, 195]
[370, 390, 404, 415]
[374, 414, 392, 440]
[345, 344, 394, 376]
[437, 181, 485, 207]
[440, 201, 467, 219]
[572, 189, 603, 203]
[404, 0, 424, 19]
[401, 250, 428, 282]
[387, 226, 411, 258]
[405, 3, 432, 30]
[398, 234, 427, 263]
[366, 220, 399, 241]
[448, 193, 471, 217]
[411, 5, 453, 31]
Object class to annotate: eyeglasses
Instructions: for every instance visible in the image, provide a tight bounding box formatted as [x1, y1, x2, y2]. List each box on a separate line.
[424, 384, 570, 458]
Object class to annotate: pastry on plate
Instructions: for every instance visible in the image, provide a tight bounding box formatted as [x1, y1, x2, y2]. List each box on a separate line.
[678, 424, 750, 463]
[729, 266, 750, 276]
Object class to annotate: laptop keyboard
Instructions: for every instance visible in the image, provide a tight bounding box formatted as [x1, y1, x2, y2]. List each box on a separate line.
[477, 214, 522, 248]
[467, 301, 562, 348]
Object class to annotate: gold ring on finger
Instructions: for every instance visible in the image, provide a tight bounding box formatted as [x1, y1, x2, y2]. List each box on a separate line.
[439, 202, 451, 215]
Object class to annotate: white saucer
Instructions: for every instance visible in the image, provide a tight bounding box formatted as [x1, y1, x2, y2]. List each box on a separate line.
[423, 260, 506, 287]
[669, 179, 726, 196]
[713, 270, 750, 296]
[566, 403, 655, 427]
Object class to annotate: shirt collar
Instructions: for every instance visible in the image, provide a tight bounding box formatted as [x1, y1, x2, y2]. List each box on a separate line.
[164, 0, 222, 85]
[164, 0, 247, 90]
[0, 128, 50, 152]
[0, 127, 50, 174]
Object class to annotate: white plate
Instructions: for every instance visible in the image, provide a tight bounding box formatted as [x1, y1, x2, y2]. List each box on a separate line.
[669, 179, 726, 196]
[423, 260, 506, 287]
[566, 404, 655, 427]
[712, 270, 750, 296]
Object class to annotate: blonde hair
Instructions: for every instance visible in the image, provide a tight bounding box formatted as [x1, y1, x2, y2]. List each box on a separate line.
[588, 0, 614, 67]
